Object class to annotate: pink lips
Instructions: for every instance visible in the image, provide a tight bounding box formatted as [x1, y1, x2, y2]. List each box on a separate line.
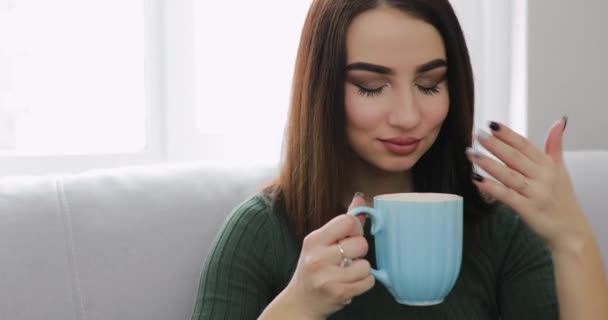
[378, 137, 420, 155]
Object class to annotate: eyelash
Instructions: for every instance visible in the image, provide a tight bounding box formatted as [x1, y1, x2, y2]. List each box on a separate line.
[416, 85, 441, 95]
[357, 86, 384, 97]
[356, 84, 441, 97]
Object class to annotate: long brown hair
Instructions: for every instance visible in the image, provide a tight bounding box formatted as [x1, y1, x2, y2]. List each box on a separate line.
[264, 0, 493, 243]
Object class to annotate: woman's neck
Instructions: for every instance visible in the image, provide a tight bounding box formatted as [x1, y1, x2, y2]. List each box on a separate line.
[342, 155, 414, 208]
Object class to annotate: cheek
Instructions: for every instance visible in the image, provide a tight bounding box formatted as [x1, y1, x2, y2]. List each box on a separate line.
[422, 94, 450, 130]
[344, 92, 388, 132]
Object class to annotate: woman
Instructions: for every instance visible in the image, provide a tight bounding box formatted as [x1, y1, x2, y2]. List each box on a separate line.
[191, 0, 608, 319]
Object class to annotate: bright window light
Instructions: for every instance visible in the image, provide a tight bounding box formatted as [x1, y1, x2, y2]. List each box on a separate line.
[193, 0, 312, 166]
[0, 0, 146, 156]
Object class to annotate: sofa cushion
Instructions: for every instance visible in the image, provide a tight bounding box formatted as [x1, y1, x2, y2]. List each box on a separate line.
[0, 176, 80, 320]
[0, 164, 276, 320]
[0, 150, 605, 320]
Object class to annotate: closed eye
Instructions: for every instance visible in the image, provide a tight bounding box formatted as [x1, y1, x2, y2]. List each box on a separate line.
[355, 84, 385, 97]
[416, 84, 440, 95]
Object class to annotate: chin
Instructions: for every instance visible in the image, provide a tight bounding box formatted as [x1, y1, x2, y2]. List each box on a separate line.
[371, 155, 420, 173]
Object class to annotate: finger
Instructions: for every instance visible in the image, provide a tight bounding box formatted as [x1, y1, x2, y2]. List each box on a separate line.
[472, 173, 532, 219]
[467, 148, 536, 198]
[476, 129, 540, 179]
[331, 259, 372, 283]
[321, 236, 368, 266]
[544, 116, 567, 165]
[310, 214, 363, 246]
[485, 121, 547, 164]
[343, 274, 375, 298]
[339, 299, 352, 306]
[348, 192, 368, 228]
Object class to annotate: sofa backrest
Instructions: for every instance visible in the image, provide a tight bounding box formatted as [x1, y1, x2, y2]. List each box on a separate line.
[0, 164, 276, 320]
[0, 151, 605, 320]
[564, 151, 608, 264]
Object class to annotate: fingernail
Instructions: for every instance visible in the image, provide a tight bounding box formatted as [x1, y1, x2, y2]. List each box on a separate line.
[562, 115, 568, 133]
[489, 121, 500, 131]
[354, 192, 364, 200]
[476, 129, 491, 140]
[465, 147, 483, 159]
[472, 172, 484, 182]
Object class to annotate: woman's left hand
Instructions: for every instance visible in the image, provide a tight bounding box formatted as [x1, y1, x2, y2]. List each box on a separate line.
[466, 117, 592, 253]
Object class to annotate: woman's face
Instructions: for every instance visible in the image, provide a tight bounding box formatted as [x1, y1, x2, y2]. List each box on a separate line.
[344, 7, 449, 173]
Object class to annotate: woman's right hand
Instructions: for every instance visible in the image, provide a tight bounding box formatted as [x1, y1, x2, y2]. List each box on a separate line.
[279, 194, 375, 319]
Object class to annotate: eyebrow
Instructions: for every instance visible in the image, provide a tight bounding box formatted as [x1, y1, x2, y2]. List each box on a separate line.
[344, 58, 447, 75]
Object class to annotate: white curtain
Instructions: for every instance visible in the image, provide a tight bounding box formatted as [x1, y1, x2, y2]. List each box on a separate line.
[450, 0, 527, 135]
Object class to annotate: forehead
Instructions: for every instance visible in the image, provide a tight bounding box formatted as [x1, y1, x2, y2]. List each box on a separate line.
[346, 7, 446, 70]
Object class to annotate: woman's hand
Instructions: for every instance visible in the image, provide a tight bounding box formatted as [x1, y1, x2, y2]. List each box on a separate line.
[466, 117, 592, 253]
[468, 118, 608, 319]
[276, 194, 374, 319]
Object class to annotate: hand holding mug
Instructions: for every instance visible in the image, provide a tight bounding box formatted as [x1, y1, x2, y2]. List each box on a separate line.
[281, 195, 375, 318]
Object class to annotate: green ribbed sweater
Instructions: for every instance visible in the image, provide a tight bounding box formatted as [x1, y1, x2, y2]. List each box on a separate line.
[191, 194, 558, 319]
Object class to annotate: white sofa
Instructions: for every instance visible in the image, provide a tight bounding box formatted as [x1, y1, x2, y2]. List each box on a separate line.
[0, 151, 606, 320]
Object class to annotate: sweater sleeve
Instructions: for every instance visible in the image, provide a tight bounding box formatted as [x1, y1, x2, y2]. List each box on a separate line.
[191, 195, 278, 320]
[496, 206, 559, 320]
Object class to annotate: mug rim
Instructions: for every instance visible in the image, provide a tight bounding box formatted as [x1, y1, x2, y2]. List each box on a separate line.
[374, 192, 463, 202]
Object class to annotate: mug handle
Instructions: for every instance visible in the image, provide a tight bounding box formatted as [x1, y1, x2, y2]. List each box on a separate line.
[347, 207, 391, 290]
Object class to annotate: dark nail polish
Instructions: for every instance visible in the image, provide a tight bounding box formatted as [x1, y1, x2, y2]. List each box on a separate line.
[489, 121, 500, 131]
[472, 173, 484, 182]
[562, 115, 568, 132]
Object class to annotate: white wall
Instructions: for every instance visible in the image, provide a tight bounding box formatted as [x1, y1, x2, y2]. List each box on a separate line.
[528, 0, 608, 150]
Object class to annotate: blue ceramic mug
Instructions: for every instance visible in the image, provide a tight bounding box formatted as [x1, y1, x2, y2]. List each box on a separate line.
[348, 193, 463, 306]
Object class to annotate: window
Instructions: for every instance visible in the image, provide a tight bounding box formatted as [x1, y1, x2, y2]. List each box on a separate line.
[0, 0, 525, 175]
[191, 0, 313, 166]
[189, 0, 526, 167]
[0, 0, 147, 156]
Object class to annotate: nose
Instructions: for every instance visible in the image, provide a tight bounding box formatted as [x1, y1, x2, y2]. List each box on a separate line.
[387, 87, 421, 130]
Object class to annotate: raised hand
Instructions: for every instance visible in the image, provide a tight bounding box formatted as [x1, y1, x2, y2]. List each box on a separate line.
[466, 117, 591, 252]
[466, 117, 608, 320]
